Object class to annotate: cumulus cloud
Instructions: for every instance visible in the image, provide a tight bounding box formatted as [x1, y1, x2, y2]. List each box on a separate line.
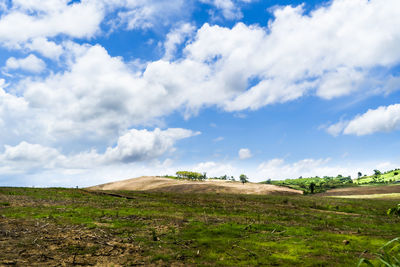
[5, 54, 46, 73]
[0, 128, 199, 173]
[0, 0, 104, 45]
[185, 0, 400, 111]
[102, 128, 200, 163]
[25, 37, 63, 60]
[5, 0, 400, 145]
[1, 141, 63, 165]
[238, 148, 252, 159]
[327, 104, 400, 136]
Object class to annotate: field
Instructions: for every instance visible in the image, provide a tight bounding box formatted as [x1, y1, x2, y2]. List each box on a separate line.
[317, 184, 400, 197]
[1, 187, 400, 266]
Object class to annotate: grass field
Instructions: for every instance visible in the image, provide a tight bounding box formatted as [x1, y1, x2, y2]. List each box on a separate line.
[0, 187, 399, 266]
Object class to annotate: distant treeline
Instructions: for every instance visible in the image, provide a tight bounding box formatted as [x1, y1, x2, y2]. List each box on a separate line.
[164, 172, 237, 181]
[262, 175, 353, 194]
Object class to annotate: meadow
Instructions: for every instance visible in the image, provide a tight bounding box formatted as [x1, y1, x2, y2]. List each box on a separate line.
[0, 187, 399, 266]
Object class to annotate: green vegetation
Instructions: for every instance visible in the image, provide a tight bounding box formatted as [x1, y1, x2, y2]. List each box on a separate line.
[239, 174, 249, 184]
[263, 175, 353, 194]
[209, 174, 236, 181]
[1, 187, 400, 266]
[262, 169, 400, 195]
[355, 169, 400, 185]
[358, 238, 400, 267]
[164, 173, 236, 181]
[175, 171, 207, 180]
[387, 204, 400, 216]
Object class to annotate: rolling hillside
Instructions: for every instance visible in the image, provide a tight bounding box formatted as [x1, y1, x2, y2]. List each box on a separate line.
[88, 176, 302, 195]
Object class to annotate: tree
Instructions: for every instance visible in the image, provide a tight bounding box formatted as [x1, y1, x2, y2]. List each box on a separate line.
[309, 182, 316, 194]
[374, 169, 381, 176]
[358, 172, 362, 178]
[240, 174, 249, 184]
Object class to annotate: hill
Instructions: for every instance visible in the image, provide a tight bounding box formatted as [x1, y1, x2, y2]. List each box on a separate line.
[355, 169, 400, 185]
[88, 176, 302, 195]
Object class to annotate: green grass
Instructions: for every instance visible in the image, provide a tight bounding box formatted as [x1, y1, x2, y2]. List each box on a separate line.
[355, 170, 400, 185]
[1, 187, 400, 266]
[264, 175, 354, 194]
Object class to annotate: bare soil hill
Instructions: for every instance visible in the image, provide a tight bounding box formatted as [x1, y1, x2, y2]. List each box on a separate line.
[88, 176, 302, 195]
[317, 184, 400, 196]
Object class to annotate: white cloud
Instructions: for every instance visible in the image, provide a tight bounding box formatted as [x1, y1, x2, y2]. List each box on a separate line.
[1, 141, 62, 164]
[0, 0, 104, 45]
[0, 128, 199, 173]
[199, 0, 255, 20]
[316, 67, 365, 100]
[25, 37, 63, 60]
[181, 0, 400, 111]
[102, 128, 200, 163]
[164, 23, 195, 60]
[5, 54, 46, 73]
[108, 0, 191, 30]
[0, 80, 32, 145]
[5, 0, 400, 143]
[238, 148, 252, 159]
[325, 120, 349, 137]
[328, 104, 400, 136]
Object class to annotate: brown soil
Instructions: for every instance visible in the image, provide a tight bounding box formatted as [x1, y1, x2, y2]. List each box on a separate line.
[0, 217, 148, 267]
[88, 176, 302, 195]
[317, 185, 400, 196]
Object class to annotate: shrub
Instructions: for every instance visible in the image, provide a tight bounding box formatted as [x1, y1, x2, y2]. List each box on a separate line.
[387, 204, 400, 216]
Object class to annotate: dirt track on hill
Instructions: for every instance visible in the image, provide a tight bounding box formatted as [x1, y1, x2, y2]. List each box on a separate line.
[317, 185, 400, 196]
[88, 176, 302, 195]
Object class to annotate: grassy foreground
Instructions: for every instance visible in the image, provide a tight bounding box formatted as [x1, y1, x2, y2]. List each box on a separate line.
[0, 187, 399, 266]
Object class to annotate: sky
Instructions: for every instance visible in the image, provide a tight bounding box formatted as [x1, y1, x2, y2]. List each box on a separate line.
[0, 0, 400, 187]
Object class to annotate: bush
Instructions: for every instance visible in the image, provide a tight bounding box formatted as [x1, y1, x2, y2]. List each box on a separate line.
[387, 204, 400, 216]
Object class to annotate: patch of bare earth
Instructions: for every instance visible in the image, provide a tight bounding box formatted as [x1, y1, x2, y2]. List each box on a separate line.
[317, 185, 400, 197]
[0, 217, 147, 266]
[88, 176, 302, 195]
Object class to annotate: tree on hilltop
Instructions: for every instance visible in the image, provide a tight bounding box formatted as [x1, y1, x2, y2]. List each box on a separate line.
[240, 174, 249, 184]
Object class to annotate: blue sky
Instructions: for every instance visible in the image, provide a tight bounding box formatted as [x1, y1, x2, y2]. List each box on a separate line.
[0, 0, 400, 187]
